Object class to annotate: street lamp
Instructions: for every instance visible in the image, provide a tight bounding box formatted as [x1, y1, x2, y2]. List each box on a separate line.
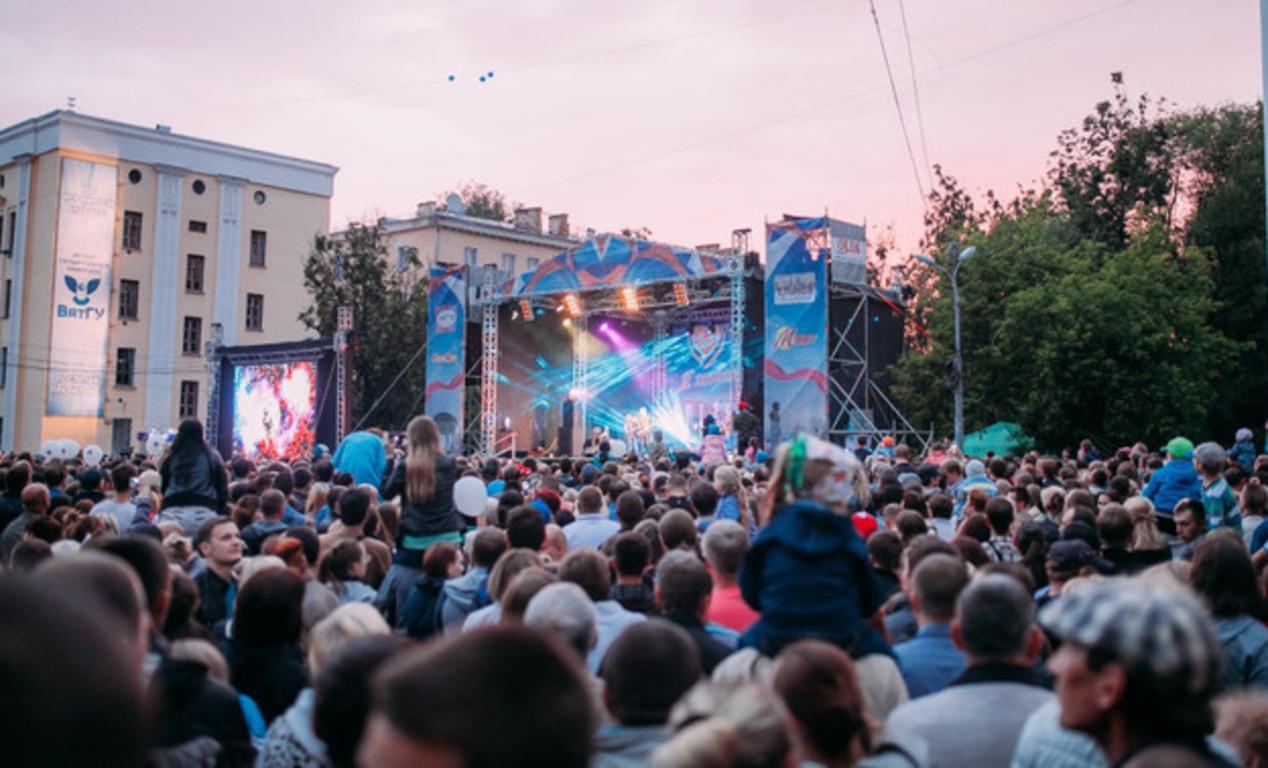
[914, 243, 976, 448]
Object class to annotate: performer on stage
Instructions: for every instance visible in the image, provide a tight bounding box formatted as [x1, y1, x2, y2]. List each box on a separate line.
[625, 407, 653, 456]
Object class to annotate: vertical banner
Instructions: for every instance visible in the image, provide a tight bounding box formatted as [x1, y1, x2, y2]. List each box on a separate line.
[829, 219, 867, 285]
[48, 158, 117, 416]
[764, 219, 828, 445]
[425, 266, 467, 454]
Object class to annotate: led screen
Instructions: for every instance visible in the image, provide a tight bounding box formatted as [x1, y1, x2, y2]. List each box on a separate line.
[232, 362, 317, 461]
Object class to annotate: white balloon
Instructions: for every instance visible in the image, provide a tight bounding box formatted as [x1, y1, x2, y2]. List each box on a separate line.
[146, 433, 166, 457]
[453, 476, 488, 518]
[40, 440, 58, 458]
[609, 439, 627, 458]
[59, 439, 80, 461]
[82, 444, 104, 467]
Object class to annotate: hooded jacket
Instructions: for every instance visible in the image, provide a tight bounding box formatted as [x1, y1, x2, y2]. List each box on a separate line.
[1142, 459, 1203, 518]
[740, 499, 890, 659]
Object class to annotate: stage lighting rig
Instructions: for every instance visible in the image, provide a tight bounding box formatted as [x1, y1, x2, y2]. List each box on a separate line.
[519, 299, 534, 321]
[564, 293, 583, 317]
[674, 283, 690, 307]
[620, 286, 640, 313]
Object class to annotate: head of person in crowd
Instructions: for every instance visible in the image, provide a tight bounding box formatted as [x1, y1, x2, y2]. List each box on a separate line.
[1191, 533, 1262, 620]
[612, 531, 651, 581]
[761, 435, 869, 526]
[97, 534, 172, 634]
[1175, 498, 1208, 544]
[773, 640, 871, 767]
[659, 509, 699, 552]
[506, 505, 547, 551]
[0, 578, 148, 768]
[313, 633, 409, 768]
[233, 566, 306, 647]
[422, 540, 463, 580]
[360, 626, 594, 768]
[653, 681, 793, 768]
[1043, 579, 1224, 764]
[525, 581, 599, 664]
[470, 527, 510, 572]
[558, 547, 612, 604]
[500, 567, 556, 623]
[614, 489, 646, 531]
[1045, 540, 1098, 592]
[954, 573, 1043, 666]
[911, 553, 969, 626]
[194, 516, 244, 578]
[601, 621, 702, 726]
[701, 519, 747, 586]
[542, 523, 568, 563]
[487, 548, 542, 606]
[656, 550, 713, 620]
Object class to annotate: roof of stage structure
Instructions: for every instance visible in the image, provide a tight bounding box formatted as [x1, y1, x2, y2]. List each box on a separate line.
[494, 233, 739, 300]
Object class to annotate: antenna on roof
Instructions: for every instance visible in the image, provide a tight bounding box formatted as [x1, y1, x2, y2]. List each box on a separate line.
[445, 192, 466, 216]
[66, 96, 77, 111]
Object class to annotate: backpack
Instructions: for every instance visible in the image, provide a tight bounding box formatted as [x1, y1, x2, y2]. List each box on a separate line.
[402, 577, 449, 641]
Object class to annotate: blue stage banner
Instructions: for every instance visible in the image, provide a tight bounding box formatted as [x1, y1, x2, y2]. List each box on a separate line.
[425, 266, 467, 454]
[764, 221, 828, 446]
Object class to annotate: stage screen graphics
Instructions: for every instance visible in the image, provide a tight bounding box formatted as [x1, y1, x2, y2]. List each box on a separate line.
[232, 362, 317, 461]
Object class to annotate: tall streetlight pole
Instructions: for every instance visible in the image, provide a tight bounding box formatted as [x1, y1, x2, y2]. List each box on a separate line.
[914, 243, 976, 448]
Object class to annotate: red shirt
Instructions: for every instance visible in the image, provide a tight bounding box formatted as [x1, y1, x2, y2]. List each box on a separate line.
[707, 584, 760, 633]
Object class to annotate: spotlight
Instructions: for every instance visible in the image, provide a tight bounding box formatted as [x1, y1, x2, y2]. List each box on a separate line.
[563, 293, 583, 317]
[562, 318, 572, 328]
[620, 285, 640, 313]
[674, 283, 689, 307]
[519, 299, 533, 321]
[599, 322, 610, 333]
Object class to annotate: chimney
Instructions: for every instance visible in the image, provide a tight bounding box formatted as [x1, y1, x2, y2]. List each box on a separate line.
[416, 201, 437, 218]
[513, 207, 542, 233]
[548, 213, 570, 237]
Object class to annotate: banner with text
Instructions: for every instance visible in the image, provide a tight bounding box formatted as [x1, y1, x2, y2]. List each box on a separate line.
[829, 219, 867, 285]
[425, 266, 467, 454]
[764, 219, 829, 445]
[48, 158, 117, 416]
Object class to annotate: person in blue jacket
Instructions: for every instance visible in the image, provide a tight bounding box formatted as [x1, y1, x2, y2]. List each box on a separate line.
[740, 434, 891, 662]
[332, 430, 387, 491]
[1142, 437, 1203, 532]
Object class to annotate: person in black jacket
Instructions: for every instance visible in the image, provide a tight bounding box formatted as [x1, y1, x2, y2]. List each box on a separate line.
[159, 419, 230, 535]
[375, 415, 464, 626]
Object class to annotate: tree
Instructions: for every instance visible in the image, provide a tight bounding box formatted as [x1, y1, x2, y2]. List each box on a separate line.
[443, 182, 514, 222]
[299, 222, 429, 430]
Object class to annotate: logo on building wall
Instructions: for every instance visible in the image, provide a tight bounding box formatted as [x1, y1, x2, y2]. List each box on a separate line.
[688, 323, 725, 369]
[64, 275, 101, 306]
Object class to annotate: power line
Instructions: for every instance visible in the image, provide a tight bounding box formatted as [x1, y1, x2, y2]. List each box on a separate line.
[895, 0, 933, 189]
[868, 0, 928, 210]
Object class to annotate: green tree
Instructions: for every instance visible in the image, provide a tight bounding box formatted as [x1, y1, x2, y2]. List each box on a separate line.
[299, 222, 429, 430]
[445, 182, 514, 222]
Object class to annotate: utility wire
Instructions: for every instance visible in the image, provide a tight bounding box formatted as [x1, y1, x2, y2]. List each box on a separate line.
[868, 0, 928, 211]
[895, 0, 934, 189]
[350, 336, 429, 432]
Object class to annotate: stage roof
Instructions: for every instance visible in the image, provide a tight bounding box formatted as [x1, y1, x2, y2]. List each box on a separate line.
[495, 233, 733, 299]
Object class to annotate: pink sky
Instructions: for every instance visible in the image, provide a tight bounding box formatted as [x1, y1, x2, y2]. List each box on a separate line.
[3, 0, 1261, 258]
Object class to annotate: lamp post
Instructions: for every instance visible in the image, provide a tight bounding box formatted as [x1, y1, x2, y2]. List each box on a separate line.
[914, 243, 976, 448]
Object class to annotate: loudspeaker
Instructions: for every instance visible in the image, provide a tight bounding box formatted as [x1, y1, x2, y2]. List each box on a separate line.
[558, 397, 575, 456]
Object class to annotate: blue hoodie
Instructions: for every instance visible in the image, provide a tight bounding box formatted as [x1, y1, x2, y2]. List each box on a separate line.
[1142, 458, 1203, 517]
[332, 432, 386, 490]
[739, 500, 890, 659]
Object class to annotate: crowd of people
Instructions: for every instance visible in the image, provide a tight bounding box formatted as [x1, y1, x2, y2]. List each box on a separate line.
[5, 414, 1268, 767]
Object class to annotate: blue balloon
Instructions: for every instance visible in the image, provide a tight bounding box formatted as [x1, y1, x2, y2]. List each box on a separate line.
[479, 75, 486, 82]
[448, 74, 455, 82]
[487, 71, 494, 78]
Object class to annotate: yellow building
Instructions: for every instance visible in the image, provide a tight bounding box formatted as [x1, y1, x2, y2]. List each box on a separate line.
[0, 110, 337, 454]
[371, 201, 576, 284]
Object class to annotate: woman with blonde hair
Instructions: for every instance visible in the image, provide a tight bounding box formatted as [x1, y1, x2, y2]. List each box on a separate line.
[714, 465, 754, 535]
[1124, 495, 1170, 564]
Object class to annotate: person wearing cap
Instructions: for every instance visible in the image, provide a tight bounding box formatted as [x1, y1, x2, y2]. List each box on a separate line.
[1142, 437, 1203, 534]
[1042, 580, 1228, 767]
[1034, 540, 1099, 610]
[1229, 428, 1256, 471]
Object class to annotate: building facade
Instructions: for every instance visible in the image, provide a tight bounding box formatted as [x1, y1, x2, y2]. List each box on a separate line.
[374, 201, 576, 286]
[0, 110, 337, 453]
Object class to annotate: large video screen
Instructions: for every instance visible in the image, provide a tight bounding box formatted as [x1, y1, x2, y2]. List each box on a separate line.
[232, 362, 317, 461]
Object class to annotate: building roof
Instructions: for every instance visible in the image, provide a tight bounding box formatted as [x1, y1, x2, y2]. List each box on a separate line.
[0, 110, 338, 197]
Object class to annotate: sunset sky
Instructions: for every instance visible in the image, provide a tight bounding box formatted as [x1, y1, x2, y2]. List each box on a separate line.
[4, 0, 1261, 259]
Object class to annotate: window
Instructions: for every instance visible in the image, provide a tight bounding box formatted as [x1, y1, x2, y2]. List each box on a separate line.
[502, 253, 517, 275]
[246, 293, 264, 331]
[119, 279, 140, 320]
[6, 211, 15, 253]
[182, 316, 202, 355]
[179, 381, 199, 419]
[122, 211, 143, 250]
[249, 230, 267, 266]
[463, 246, 478, 268]
[0, 346, 7, 389]
[191, 179, 206, 195]
[396, 245, 413, 273]
[115, 348, 135, 387]
[185, 254, 205, 293]
[188, 220, 207, 234]
[2, 279, 9, 319]
[0, 212, 4, 253]
[526, 257, 540, 272]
